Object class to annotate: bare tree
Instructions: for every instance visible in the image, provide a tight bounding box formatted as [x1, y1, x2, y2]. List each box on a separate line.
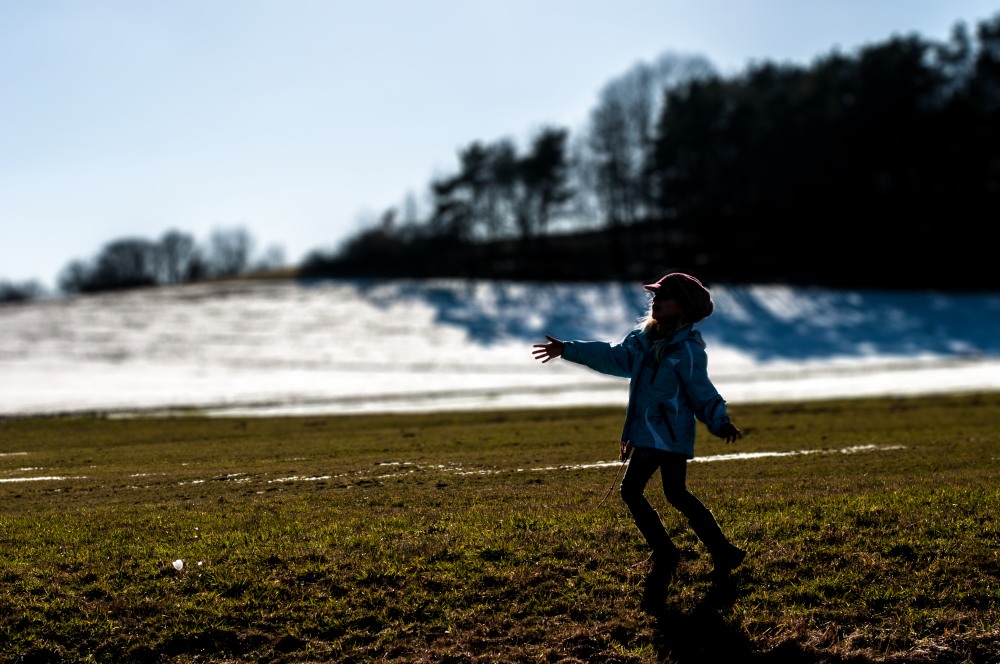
[400, 190, 421, 227]
[205, 226, 254, 278]
[581, 52, 716, 228]
[429, 141, 515, 243]
[157, 229, 200, 284]
[251, 244, 286, 272]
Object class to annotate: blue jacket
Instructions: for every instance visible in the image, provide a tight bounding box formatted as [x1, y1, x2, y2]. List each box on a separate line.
[562, 325, 733, 459]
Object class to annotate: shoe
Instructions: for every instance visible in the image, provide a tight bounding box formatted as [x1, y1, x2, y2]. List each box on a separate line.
[711, 544, 747, 577]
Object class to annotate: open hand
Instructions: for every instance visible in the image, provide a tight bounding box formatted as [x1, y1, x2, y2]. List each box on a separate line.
[532, 335, 565, 363]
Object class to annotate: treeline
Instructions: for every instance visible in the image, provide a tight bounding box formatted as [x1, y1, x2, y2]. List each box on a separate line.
[57, 226, 286, 294]
[0, 280, 46, 303]
[302, 14, 1000, 291]
[54, 227, 284, 296]
[0, 227, 286, 303]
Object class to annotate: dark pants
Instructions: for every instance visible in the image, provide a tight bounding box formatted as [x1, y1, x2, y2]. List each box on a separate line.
[620, 446, 732, 557]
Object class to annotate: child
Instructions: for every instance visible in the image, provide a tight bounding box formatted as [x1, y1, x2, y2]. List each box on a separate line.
[531, 272, 746, 582]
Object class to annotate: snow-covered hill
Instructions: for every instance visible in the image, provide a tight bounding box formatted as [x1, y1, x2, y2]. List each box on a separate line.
[2, 279, 998, 417]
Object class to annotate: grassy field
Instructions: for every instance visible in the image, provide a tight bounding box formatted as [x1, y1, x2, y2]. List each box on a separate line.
[0, 392, 997, 663]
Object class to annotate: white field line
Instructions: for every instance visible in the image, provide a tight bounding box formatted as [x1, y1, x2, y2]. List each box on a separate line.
[269, 475, 333, 483]
[517, 443, 907, 473]
[0, 444, 903, 486]
[358, 443, 909, 479]
[192, 443, 908, 484]
[0, 476, 85, 483]
[690, 443, 906, 463]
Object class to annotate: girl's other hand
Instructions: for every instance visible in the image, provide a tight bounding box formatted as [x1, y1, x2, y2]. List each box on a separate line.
[720, 422, 742, 443]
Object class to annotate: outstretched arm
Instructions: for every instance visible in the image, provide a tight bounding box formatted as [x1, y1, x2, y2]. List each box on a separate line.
[531, 335, 564, 363]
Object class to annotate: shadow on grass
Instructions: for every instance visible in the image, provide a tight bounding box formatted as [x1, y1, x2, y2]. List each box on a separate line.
[641, 573, 754, 663]
[641, 572, 871, 664]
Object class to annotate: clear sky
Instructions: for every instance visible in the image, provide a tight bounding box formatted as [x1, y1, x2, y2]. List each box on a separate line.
[3, 1, 998, 290]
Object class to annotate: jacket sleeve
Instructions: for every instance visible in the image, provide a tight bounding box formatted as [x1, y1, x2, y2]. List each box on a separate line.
[561, 336, 637, 379]
[675, 341, 733, 437]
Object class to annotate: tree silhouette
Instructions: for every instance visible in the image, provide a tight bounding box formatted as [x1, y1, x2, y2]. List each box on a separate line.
[157, 229, 201, 284]
[59, 238, 158, 293]
[583, 53, 716, 230]
[517, 126, 574, 240]
[205, 226, 254, 278]
[55, 226, 278, 294]
[0, 279, 45, 303]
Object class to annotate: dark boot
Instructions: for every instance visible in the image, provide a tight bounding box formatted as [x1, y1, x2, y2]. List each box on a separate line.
[687, 511, 747, 576]
[711, 542, 747, 577]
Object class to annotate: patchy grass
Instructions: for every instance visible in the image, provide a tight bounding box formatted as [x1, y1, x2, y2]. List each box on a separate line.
[0, 393, 997, 663]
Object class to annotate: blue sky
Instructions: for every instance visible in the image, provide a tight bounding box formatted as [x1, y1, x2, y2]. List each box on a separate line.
[3, 1, 998, 289]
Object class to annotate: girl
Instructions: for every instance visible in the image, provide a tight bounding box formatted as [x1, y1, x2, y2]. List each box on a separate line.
[531, 272, 746, 582]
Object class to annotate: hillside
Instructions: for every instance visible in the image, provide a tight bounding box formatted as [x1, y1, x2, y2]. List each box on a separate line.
[1, 278, 998, 418]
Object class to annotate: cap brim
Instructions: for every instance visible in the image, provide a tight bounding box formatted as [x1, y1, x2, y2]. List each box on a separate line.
[643, 283, 660, 291]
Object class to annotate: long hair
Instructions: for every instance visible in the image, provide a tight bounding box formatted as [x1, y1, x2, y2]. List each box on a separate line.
[639, 295, 687, 359]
